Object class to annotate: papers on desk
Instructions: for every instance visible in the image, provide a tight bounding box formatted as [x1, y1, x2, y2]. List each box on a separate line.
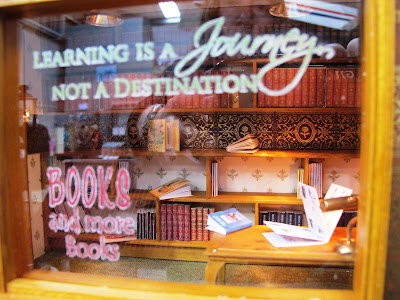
[263, 183, 353, 247]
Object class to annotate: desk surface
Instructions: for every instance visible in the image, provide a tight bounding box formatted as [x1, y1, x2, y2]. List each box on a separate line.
[205, 225, 355, 267]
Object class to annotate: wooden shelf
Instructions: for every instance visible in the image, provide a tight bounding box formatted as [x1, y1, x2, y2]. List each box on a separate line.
[53, 148, 360, 159]
[126, 239, 208, 248]
[130, 190, 303, 205]
[209, 193, 303, 205]
[40, 106, 361, 116]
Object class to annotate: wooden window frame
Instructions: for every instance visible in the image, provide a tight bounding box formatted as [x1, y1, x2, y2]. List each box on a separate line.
[0, 0, 395, 299]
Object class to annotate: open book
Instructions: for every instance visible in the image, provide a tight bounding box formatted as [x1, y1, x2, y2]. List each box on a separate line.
[226, 134, 260, 153]
[263, 183, 353, 247]
[150, 177, 192, 200]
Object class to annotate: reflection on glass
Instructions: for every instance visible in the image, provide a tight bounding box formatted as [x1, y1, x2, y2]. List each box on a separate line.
[21, 1, 361, 289]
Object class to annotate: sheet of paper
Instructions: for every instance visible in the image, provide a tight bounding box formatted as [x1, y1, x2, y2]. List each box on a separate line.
[264, 221, 325, 241]
[298, 182, 326, 239]
[263, 183, 354, 248]
[262, 232, 328, 248]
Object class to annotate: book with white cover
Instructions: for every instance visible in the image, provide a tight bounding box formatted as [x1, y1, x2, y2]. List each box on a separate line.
[263, 183, 353, 247]
[226, 134, 260, 153]
[206, 208, 253, 235]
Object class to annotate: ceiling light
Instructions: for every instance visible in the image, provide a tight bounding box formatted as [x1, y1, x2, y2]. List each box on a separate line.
[85, 12, 123, 27]
[159, 1, 181, 19]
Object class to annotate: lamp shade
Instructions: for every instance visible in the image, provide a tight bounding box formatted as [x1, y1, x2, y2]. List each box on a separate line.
[85, 12, 123, 27]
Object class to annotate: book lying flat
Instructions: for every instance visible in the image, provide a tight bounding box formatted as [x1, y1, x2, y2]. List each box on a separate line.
[226, 134, 260, 153]
[206, 207, 253, 235]
[150, 177, 192, 200]
[102, 234, 137, 243]
[263, 183, 353, 247]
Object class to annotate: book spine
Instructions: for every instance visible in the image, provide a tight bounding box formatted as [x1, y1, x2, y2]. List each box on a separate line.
[294, 212, 303, 226]
[161, 203, 167, 240]
[271, 68, 279, 106]
[172, 203, 179, 240]
[301, 69, 310, 107]
[258, 69, 265, 108]
[340, 68, 349, 107]
[293, 68, 302, 107]
[259, 211, 269, 225]
[316, 67, 326, 107]
[278, 68, 287, 106]
[285, 211, 295, 225]
[277, 211, 286, 223]
[221, 71, 229, 108]
[178, 204, 185, 241]
[202, 207, 209, 241]
[264, 69, 273, 107]
[167, 204, 173, 240]
[286, 68, 295, 107]
[347, 68, 356, 107]
[191, 207, 197, 241]
[355, 68, 361, 107]
[152, 208, 156, 240]
[326, 68, 334, 107]
[269, 211, 277, 222]
[145, 208, 149, 239]
[308, 68, 317, 107]
[184, 204, 191, 241]
[208, 207, 215, 240]
[196, 207, 203, 241]
[193, 71, 200, 108]
[333, 68, 342, 107]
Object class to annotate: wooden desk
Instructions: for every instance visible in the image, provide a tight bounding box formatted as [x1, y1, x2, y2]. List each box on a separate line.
[205, 225, 355, 284]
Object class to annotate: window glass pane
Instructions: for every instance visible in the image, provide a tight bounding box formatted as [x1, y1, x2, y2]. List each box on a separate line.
[20, 0, 362, 290]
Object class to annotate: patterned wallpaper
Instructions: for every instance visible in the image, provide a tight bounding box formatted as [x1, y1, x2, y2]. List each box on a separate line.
[48, 111, 361, 153]
[128, 156, 360, 195]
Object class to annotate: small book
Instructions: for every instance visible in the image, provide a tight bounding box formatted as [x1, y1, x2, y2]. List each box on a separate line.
[147, 119, 166, 152]
[150, 177, 192, 200]
[226, 134, 260, 154]
[102, 234, 137, 243]
[263, 183, 353, 247]
[148, 118, 180, 152]
[206, 208, 253, 235]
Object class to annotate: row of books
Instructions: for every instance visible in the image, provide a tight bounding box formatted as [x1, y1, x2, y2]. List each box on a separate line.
[259, 210, 304, 226]
[309, 162, 323, 199]
[258, 67, 361, 108]
[160, 203, 215, 241]
[137, 207, 156, 240]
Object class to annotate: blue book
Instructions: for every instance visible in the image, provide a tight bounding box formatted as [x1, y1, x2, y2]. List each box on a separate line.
[206, 208, 253, 235]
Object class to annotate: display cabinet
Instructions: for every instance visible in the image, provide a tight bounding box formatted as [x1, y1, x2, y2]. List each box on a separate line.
[0, 0, 394, 299]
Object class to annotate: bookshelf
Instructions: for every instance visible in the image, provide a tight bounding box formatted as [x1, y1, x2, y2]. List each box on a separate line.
[31, 7, 362, 263]
[42, 146, 359, 261]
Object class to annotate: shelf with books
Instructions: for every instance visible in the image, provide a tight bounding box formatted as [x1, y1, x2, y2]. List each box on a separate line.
[42, 55, 361, 114]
